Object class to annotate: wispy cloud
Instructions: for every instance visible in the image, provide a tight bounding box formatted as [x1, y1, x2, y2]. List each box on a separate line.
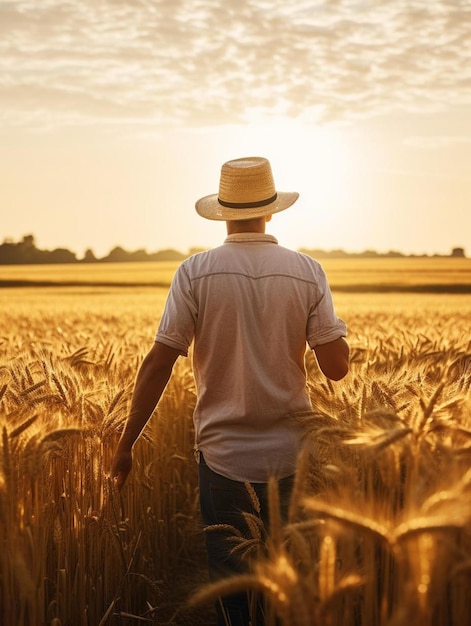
[1, 0, 470, 130]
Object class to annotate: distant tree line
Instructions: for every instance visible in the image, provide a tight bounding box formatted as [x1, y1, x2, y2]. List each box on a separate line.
[0, 235, 190, 265]
[299, 247, 467, 259]
[0, 235, 466, 265]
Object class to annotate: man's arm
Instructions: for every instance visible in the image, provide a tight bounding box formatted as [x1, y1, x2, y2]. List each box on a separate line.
[111, 341, 181, 489]
[314, 337, 350, 381]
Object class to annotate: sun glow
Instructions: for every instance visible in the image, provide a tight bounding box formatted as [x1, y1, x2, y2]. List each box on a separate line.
[184, 119, 355, 251]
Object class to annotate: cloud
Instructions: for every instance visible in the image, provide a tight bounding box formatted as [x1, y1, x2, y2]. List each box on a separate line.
[0, 0, 470, 130]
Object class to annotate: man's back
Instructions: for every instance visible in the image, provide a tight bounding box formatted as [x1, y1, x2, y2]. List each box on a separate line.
[157, 232, 346, 481]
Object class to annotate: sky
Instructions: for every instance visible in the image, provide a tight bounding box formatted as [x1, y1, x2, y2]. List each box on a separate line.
[1, 0, 470, 258]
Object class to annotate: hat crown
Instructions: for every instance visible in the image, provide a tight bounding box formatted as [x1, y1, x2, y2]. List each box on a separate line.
[195, 155, 298, 220]
[218, 157, 276, 204]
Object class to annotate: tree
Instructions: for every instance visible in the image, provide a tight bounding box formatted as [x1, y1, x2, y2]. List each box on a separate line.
[47, 248, 77, 263]
[21, 234, 36, 248]
[83, 248, 97, 263]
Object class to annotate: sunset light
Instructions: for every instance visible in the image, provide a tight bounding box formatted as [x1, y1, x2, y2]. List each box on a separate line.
[0, 0, 470, 257]
[1, 3, 471, 625]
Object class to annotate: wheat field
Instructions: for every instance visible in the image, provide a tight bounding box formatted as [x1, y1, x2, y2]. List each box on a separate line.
[0, 283, 470, 625]
[1, 257, 470, 291]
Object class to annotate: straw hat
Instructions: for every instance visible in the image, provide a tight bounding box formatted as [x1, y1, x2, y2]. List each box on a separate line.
[195, 156, 299, 221]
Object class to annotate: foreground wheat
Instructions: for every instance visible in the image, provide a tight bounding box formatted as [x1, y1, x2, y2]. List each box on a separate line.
[0, 290, 470, 625]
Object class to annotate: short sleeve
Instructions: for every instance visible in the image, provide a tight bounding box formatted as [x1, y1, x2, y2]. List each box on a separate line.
[306, 265, 347, 348]
[155, 263, 197, 356]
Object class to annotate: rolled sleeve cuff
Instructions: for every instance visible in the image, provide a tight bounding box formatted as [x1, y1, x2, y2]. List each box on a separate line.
[155, 333, 189, 357]
[308, 319, 347, 348]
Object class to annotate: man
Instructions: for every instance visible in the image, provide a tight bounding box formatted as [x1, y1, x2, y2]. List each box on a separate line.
[111, 156, 349, 625]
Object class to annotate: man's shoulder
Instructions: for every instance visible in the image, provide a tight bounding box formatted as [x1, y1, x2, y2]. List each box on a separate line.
[276, 245, 323, 270]
[184, 245, 223, 264]
[179, 245, 225, 275]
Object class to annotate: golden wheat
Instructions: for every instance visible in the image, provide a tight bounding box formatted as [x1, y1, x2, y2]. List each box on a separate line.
[0, 287, 470, 625]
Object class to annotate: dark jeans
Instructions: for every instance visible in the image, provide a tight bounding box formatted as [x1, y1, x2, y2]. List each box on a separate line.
[198, 454, 294, 626]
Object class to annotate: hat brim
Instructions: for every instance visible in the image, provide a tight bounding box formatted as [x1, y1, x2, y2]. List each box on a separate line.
[195, 191, 299, 221]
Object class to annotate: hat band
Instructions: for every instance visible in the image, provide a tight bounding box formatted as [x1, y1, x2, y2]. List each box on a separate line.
[218, 193, 278, 209]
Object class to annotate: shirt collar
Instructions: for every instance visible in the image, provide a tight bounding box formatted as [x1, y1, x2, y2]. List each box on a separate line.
[224, 233, 278, 244]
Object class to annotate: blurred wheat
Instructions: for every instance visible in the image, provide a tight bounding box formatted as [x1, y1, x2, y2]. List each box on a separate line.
[0, 288, 470, 625]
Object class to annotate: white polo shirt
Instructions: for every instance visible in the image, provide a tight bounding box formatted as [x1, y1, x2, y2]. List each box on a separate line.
[156, 233, 347, 482]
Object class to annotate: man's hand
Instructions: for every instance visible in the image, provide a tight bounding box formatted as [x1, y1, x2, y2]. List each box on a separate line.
[111, 447, 133, 491]
[108, 341, 181, 491]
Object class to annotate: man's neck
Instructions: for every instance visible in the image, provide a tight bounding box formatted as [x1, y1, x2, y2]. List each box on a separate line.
[226, 216, 268, 235]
